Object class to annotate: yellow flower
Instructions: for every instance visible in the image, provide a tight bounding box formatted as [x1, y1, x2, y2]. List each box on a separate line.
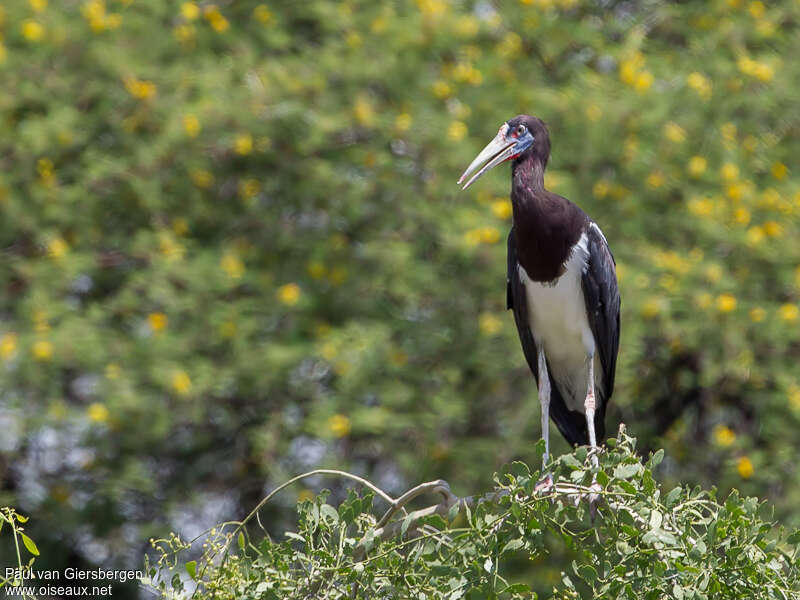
[33, 340, 53, 361]
[746, 226, 764, 246]
[159, 234, 185, 261]
[748, 1, 765, 18]
[447, 121, 467, 141]
[491, 200, 511, 219]
[585, 103, 601, 122]
[789, 384, 800, 412]
[721, 122, 736, 142]
[394, 112, 412, 133]
[720, 162, 739, 181]
[763, 221, 782, 238]
[29, 0, 48, 12]
[619, 53, 643, 85]
[646, 171, 664, 189]
[716, 294, 737, 313]
[749, 307, 765, 322]
[663, 122, 686, 143]
[713, 425, 736, 448]
[277, 283, 301, 306]
[234, 134, 253, 155]
[22, 20, 45, 42]
[732, 207, 751, 225]
[695, 292, 712, 309]
[634, 70, 653, 92]
[0, 333, 17, 360]
[736, 456, 753, 479]
[454, 15, 478, 36]
[87, 403, 109, 424]
[171, 370, 192, 395]
[779, 304, 799, 322]
[48, 237, 69, 259]
[307, 261, 326, 279]
[687, 156, 707, 177]
[771, 162, 787, 180]
[686, 72, 712, 99]
[148, 312, 168, 332]
[238, 178, 260, 200]
[254, 5, 273, 24]
[124, 76, 157, 100]
[705, 264, 722, 283]
[173, 23, 196, 44]
[641, 297, 662, 319]
[204, 6, 229, 32]
[105, 363, 121, 380]
[593, 180, 610, 199]
[742, 135, 758, 153]
[346, 32, 362, 48]
[219, 319, 237, 338]
[183, 114, 200, 137]
[190, 169, 214, 188]
[478, 312, 502, 335]
[416, 0, 449, 18]
[297, 489, 314, 502]
[353, 95, 375, 127]
[181, 2, 199, 20]
[432, 80, 451, 99]
[328, 414, 351, 438]
[220, 253, 244, 279]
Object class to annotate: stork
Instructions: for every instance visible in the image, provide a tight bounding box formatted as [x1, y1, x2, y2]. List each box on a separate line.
[458, 115, 620, 487]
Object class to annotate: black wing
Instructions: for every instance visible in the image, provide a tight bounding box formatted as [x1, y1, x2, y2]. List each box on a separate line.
[580, 223, 621, 442]
[507, 228, 592, 446]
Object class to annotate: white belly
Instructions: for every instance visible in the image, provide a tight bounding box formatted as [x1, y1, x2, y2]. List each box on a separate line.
[518, 232, 602, 412]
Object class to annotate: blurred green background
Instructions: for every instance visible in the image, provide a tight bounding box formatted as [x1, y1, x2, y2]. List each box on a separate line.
[0, 0, 798, 596]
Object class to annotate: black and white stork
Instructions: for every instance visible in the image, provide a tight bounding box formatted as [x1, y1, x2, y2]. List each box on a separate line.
[458, 115, 620, 482]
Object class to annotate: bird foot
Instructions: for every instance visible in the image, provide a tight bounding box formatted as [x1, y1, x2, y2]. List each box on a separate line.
[534, 472, 554, 494]
[588, 481, 603, 521]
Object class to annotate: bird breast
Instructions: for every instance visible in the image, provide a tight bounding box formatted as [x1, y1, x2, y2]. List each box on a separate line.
[517, 232, 602, 413]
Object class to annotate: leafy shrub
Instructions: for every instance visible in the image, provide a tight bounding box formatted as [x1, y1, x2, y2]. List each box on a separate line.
[146, 430, 800, 599]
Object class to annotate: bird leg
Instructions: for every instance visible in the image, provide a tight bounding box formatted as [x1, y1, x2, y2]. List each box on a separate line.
[584, 355, 598, 462]
[534, 347, 554, 493]
[584, 355, 602, 516]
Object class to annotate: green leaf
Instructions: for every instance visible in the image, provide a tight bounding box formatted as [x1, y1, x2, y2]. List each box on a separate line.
[501, 538, 524, 554]
[320, 503, 339, 524]
[16, 514, 29, 523]
[401, 513, 413, 536]
[185, 561, 197, 580]
[665, 486, 682, 508]
[483, 557, 493, 573]
[20, 533, 39, 557]
[448, 502, 461, 523]
[237, 532, 245, 550]
[648, 449, 664, 468]
[614, 462, 642, 479]
[500, 583, 530, 594]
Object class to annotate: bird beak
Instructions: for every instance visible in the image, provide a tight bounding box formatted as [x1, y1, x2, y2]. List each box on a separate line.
[457, 123, 516, 190]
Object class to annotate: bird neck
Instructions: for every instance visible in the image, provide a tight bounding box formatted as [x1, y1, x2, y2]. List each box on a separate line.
[509, 152, 587, 282]
[510, 153, 547, 214]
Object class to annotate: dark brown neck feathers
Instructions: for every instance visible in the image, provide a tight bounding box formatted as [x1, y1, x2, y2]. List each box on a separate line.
[510, 153, 588, 283]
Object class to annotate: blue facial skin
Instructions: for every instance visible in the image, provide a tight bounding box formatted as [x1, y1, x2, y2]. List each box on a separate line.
[506, 124, 534, 157]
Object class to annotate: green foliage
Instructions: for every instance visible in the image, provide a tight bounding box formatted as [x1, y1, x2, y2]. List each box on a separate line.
[146, 433, 800, 599]
[0, 507, 38, 596]
[0, 0, 798, 585]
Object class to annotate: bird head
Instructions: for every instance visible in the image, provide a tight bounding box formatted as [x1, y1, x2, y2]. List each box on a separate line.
[457, 115, 550, 190]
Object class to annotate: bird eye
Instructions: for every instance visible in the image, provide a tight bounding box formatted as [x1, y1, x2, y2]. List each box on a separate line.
[517, 125, 526, 135]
